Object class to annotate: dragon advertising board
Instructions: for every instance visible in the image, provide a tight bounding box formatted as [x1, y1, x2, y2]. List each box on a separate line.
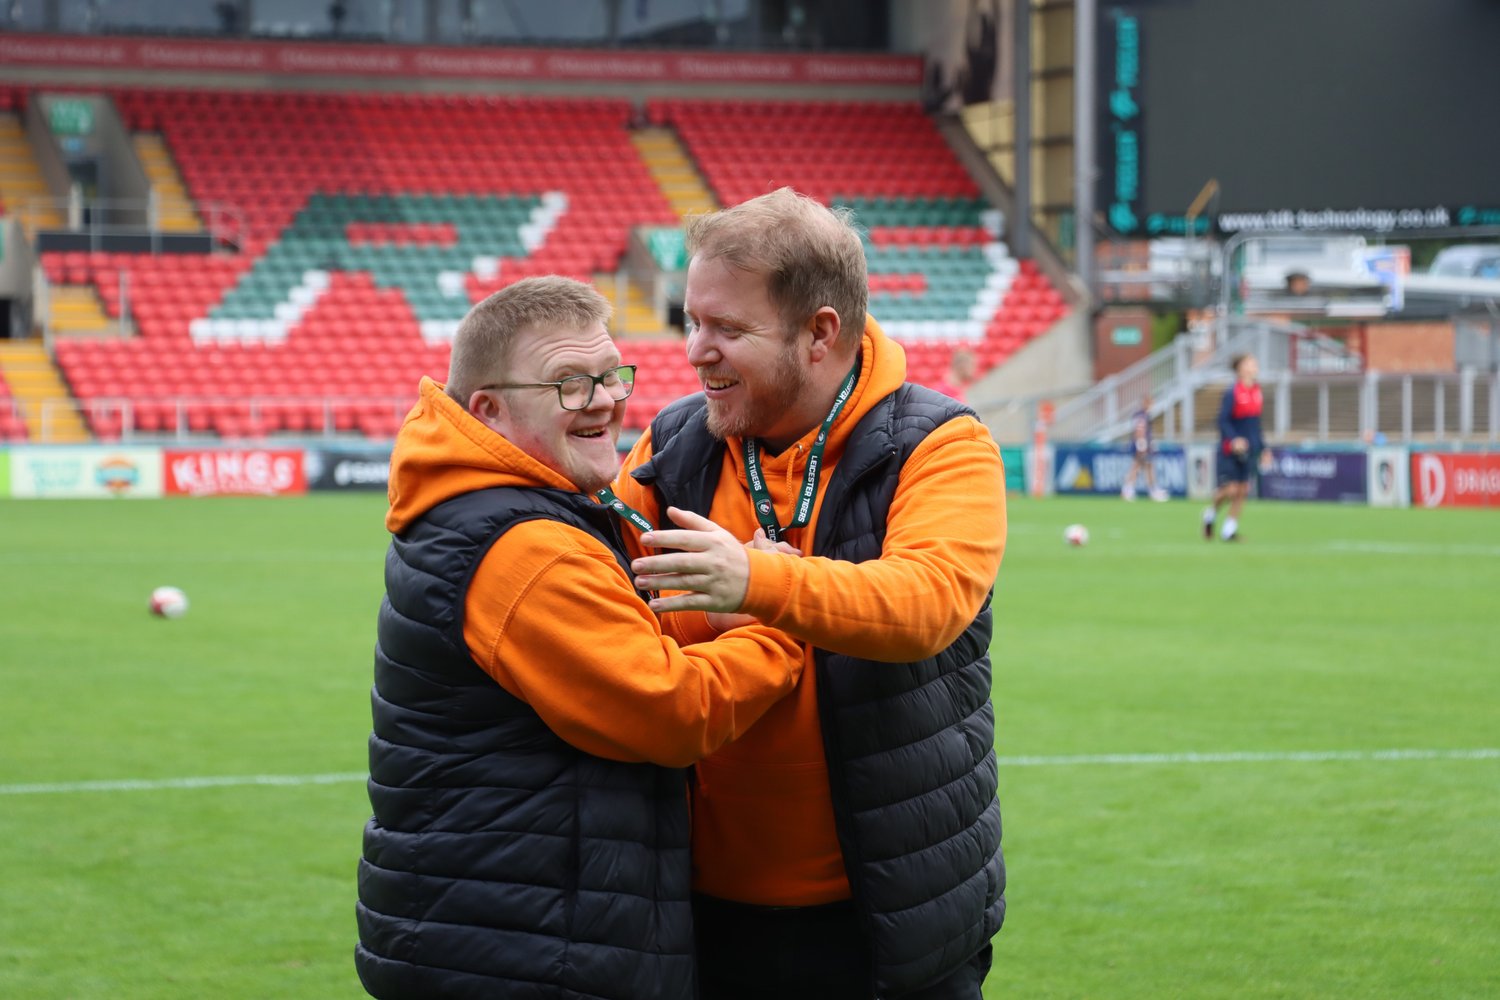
[1410, 452, 1500, 509]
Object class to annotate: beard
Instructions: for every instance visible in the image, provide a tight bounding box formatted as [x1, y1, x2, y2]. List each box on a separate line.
[572, 470, 615, 494]
[702, 337, 810, 443]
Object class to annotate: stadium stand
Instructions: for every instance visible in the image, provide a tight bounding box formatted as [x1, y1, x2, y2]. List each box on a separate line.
[24, 87, 1066, 441]
[655, 98, 1067, 399]
[48, 89, 678, 438]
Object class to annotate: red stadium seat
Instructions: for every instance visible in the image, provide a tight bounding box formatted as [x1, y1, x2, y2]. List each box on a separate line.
[38, 89, 1072, 438]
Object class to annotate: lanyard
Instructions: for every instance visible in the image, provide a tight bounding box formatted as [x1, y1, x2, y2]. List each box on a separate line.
[595, 487, 658, 601]
[595, 487, 654, 533]
[741, 361, 860, 543]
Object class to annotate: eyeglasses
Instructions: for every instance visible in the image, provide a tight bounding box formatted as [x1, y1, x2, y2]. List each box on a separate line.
[480, 365, 637, 412]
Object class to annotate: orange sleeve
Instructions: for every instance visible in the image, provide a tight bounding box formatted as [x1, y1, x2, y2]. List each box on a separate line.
[739, 416, 1005, 662]
[613, 425, 722, 647]
[464, 518, 802, 767]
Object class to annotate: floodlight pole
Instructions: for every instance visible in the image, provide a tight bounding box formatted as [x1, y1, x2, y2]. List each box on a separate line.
[1011, 0, 1032, 258]
[1074, 0, 1097, 307]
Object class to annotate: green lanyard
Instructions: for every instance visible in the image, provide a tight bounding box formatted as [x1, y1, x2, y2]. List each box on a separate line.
[741, 361, 860, 543]
[595, 487, 655, 533]
[595, 487, 658, 601]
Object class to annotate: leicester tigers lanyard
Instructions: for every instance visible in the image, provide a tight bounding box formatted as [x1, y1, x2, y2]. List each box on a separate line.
[594, 487, 659, 601]
[741, 361, 860, 543]
[595, 487, 654, 533]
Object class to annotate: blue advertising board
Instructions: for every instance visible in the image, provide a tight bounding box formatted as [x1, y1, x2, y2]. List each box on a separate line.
[1053, 443, 1187, 497]
[1257, 450, 1368, 503]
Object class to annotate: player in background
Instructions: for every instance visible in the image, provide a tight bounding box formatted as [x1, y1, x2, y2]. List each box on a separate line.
[1202, 354, 1273, 541]
[932, 347, 977, 402]
[1121, 393, 1168, 501]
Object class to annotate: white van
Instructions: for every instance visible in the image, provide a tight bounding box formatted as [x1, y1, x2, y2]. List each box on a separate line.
[1429, 244, 1500, 279]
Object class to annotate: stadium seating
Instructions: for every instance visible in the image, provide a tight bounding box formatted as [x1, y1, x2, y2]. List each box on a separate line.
[45, 89, 678, 439]
[32, 87, 1065, 441]
[653, 100, 980, 205]
[654, 99, 1068, 395]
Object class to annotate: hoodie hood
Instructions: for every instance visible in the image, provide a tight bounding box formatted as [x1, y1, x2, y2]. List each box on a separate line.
[853, 314, 907, 418]
[386, 376, 582, 534]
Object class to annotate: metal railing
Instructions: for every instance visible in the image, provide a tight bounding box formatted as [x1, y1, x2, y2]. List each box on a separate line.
[1039, 316, 1274, 443]
[5, 395, 416, 444]
[5, 370, 1495, 447]
[1192, 368, 1498, 444]
[12, 195, 245, 252]
[997, 314, 1498, 446]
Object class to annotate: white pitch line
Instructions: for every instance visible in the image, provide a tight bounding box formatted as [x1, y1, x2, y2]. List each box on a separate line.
[0, 772, 366, 795]
[998, 748, 1500, 767]
[0, 550, 381, 566]
[1323, 540, 1500, 557]
[2, 750, 1498, 796]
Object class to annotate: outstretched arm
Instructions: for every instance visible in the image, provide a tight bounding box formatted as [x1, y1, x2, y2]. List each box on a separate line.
[632, 417, 1006, 663]
[610, 427, 729, 645]
[465, 518, 802, 768]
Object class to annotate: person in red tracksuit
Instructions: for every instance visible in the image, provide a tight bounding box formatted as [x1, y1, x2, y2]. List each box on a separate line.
[1202, 353, 1273, 541]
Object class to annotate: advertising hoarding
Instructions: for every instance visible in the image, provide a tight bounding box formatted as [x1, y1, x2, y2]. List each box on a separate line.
[0, 33, 919, 86]
[1410, 452, 1500, 509]
[305, 448, 391, 492]
[1098, 7, 1145, 235]
[1257, 451, 1368, 503]
[163, 449, 306, 497]
[1098, 0, 1500, 235]
[999, 446, 1026, 494]
[1367, 447, 1410, 508]
[1186, 444, 1216, 501]
[8, 446, 163, 498]
[1052, 444, 1187, 498]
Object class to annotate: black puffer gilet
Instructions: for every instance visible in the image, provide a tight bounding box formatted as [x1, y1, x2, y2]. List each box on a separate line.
[356, 486, 694, 1000]
[633, 384, 1004, 997]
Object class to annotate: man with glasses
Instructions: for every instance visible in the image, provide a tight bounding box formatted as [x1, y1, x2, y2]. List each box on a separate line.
[356, 276, 803, 1000]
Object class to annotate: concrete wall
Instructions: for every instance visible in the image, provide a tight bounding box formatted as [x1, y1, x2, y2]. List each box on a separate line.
[0, 219, 37, 297]
[970, 309, 1094, 441]
[1365, 321, 1455, 373]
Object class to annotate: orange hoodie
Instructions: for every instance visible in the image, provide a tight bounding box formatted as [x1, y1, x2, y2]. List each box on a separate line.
[385, 377, 803, 769]
[612, 319, 1007, 906]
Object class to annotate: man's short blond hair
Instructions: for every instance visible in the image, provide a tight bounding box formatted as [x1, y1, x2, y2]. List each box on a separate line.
[684, 187, 868, 349]
[446, 276, 612, 402]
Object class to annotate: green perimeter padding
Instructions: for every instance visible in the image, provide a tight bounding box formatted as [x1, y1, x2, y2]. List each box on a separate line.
[0, 449, 10, 497]
[211, 193, 542, 323]
[1000, 446, 1026, 494]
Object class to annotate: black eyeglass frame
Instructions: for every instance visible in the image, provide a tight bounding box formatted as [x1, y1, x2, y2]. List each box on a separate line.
[479, 364, 637, 412]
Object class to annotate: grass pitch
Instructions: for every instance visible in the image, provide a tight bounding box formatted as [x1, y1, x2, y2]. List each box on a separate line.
[0, 493, 1496, 998]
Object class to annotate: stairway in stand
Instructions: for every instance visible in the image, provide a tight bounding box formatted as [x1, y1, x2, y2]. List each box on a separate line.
[631, 127, 716, 220]
[593, 272, 668, 337]
[0, 340, 90, 443]
[49, 286, 117, 336]
[132, 133, 202, 231]
[0, 114, 63, 235]
[593, 127, 717, 338]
